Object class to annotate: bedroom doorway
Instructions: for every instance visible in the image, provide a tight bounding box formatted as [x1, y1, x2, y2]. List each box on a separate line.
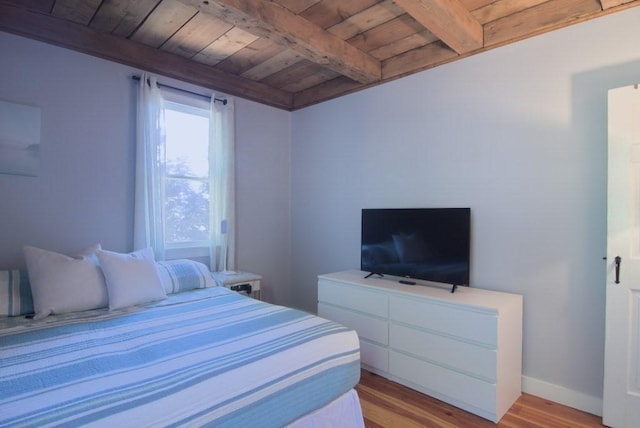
[603, 84, 640, 428]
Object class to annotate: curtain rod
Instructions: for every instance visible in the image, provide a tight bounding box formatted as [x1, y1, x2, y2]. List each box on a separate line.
[131, 75, 228, 105]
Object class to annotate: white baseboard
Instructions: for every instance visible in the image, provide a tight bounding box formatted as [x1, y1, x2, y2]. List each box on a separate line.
[522, 375, 603, 417]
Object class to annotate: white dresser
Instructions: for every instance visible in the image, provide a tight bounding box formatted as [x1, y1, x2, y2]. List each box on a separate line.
[317, 270, 523, 423]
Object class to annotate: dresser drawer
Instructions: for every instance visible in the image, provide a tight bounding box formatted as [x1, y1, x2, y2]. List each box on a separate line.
[318, 279, 388, 317]
[390, 350, 497, 415]
[390, 323, 496, 381]
[390, 295, 497, 346]
[361, 340, 389, 372]
[318, 302, 388, 345]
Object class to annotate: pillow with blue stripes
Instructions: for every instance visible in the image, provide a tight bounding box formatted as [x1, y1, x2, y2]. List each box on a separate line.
[0, 270, 34, 316]
[156, 259, 216, 294]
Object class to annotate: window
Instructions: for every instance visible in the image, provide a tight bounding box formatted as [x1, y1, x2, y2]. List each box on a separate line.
[163, 100, 210, 249]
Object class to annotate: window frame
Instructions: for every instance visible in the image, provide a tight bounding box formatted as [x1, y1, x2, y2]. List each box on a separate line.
[160, 88, 212, 259]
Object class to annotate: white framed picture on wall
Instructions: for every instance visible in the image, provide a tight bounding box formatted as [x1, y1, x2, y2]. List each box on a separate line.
[0, 99, 41, 177]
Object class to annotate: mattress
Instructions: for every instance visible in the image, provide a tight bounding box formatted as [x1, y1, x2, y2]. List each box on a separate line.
[0, 287, 361, 427]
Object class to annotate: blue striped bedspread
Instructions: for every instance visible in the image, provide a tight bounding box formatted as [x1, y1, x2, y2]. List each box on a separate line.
[0, 287, 361, 427]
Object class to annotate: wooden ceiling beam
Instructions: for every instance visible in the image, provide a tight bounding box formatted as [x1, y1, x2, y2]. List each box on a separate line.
[484, 0, 602, 47]
[600, 0, 634, 8]
[382, 41, 458, 79]
[0, 3, 293, 110]
[177, 0, 381, 84]
[293, 76, 364, 110]
[393, 0, 483, 54]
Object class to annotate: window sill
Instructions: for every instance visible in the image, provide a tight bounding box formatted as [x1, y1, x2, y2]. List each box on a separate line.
[165, 246, 209, 260]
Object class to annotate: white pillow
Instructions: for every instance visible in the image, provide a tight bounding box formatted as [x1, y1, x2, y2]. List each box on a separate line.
[24, 245, 109, 319]
[97, 248, 166, 310]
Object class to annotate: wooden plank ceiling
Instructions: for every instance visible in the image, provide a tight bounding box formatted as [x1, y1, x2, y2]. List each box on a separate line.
[1, 0, 639, 110]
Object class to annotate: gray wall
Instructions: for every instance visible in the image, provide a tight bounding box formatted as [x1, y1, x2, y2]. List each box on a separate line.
[0, 32, 293, 305]
[235, 100, 292, 304]
[290, 7, 640, 415]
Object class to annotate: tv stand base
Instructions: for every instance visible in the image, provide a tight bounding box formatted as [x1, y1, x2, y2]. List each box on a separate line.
[363, 272, 383, 279]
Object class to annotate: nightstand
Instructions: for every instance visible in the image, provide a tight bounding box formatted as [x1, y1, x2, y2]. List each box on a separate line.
[212, 271, 262, 300]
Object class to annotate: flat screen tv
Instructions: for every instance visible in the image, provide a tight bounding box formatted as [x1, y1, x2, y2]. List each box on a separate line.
[361, 208, 471, 289]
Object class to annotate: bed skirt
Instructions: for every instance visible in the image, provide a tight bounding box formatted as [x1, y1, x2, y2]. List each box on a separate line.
[288, 389, 364, 428]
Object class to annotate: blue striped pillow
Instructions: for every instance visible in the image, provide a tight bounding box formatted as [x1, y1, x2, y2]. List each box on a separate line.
[156, 260, 216, 294]
[0, 270, 34, 316]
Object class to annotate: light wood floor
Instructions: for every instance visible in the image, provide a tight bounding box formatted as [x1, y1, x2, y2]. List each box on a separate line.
[356, 370, 604, 427]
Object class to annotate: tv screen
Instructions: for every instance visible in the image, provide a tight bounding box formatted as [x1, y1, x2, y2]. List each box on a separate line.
[361, 208, 471, 286]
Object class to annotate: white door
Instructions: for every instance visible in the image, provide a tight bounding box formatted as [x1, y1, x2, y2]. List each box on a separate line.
[603, 84, 640, 428]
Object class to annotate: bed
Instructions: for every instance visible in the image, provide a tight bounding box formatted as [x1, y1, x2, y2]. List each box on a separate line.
[0, 247, 363, 427]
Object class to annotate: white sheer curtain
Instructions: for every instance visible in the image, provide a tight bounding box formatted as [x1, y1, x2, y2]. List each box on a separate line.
[133, 73, 166, 260]
[134, 74, 235, 270]
[209, 95, 236, 272]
